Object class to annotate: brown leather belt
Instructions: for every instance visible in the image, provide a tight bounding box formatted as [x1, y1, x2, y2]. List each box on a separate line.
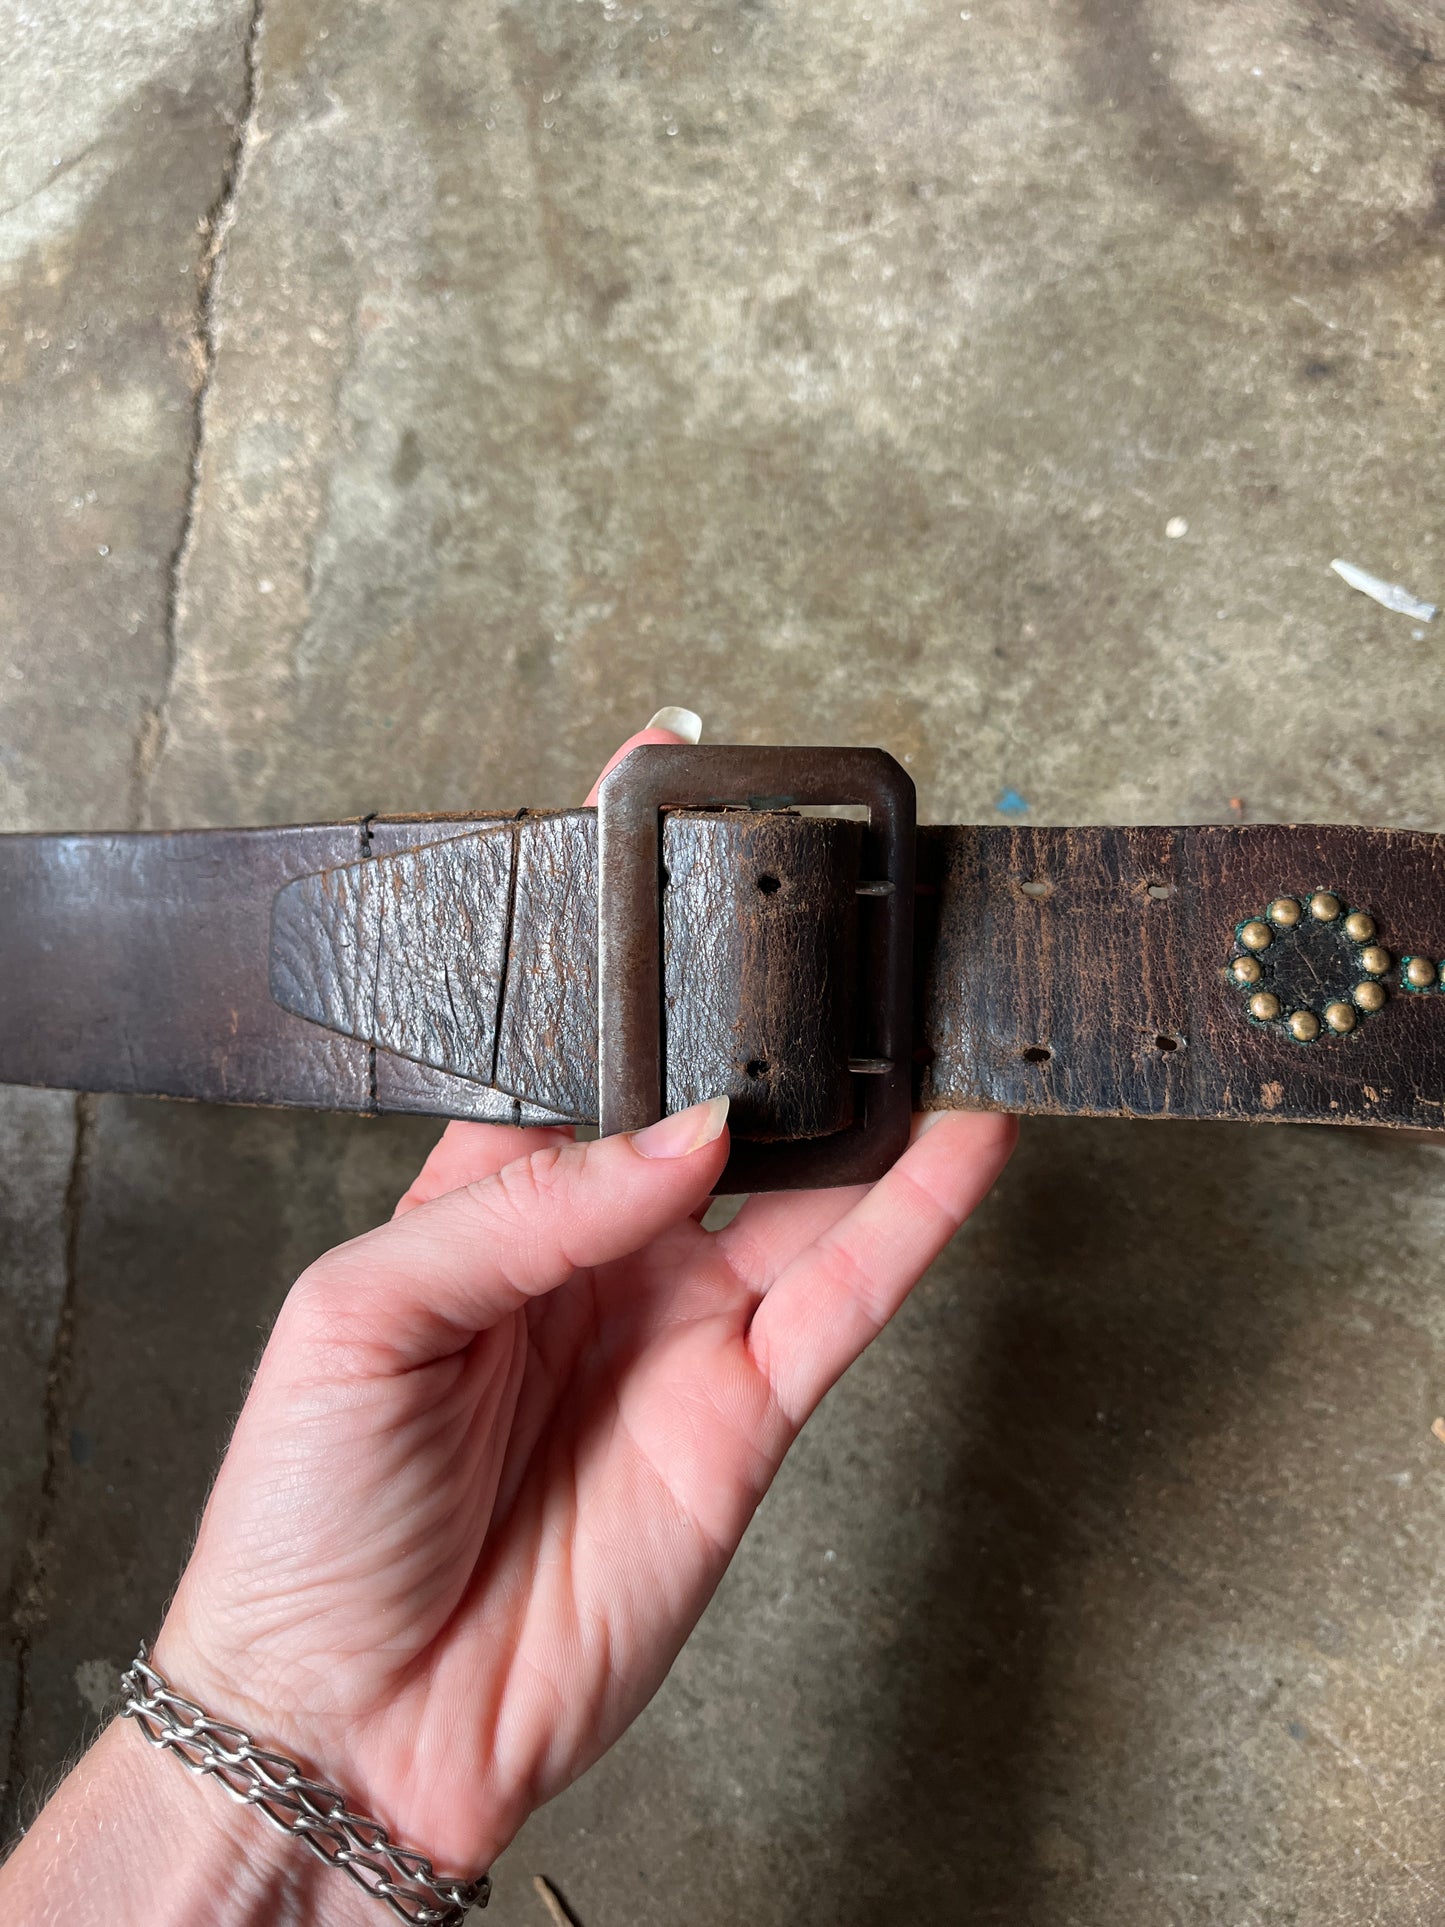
[3, 744, 1443, 1190]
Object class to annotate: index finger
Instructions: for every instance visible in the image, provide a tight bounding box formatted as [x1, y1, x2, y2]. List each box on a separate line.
[744, 1109, 1017, 1428]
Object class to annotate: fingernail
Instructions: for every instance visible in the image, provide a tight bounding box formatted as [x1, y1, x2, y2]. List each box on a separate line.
[915, 1108, 954, 1137]
[646, 706, 702, 744]
[633, 1095, 729, 1159]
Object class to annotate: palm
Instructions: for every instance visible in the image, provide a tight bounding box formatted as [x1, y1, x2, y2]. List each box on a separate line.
[439, 1236, 780, 1818]
[334, 1199, 800, 1860]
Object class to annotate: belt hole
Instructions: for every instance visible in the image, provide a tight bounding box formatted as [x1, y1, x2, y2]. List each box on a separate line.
[1022, 1045, 1051, 1064]
[1154, 1032, 1182, 1053]
[757, 873, 781, 896]
[745, 1058, 771, 1079]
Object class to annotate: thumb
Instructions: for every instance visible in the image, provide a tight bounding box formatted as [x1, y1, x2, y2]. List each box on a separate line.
[294, 1097, 730, 1365]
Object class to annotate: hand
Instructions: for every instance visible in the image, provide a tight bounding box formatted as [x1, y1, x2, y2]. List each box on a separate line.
[154, 725, 1017, 1880]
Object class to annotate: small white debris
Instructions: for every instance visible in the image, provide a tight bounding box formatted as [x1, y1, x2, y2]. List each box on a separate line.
[258, 577, 274, 594]
[1330, 558, 1437, 624]
[1165, 516, 1188, 539]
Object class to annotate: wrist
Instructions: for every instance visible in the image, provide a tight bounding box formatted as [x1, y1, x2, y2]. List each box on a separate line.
[153, 1608, 515, 1878]
[1, 1719, 370, 1927]
[111, 1719, 370, 1927]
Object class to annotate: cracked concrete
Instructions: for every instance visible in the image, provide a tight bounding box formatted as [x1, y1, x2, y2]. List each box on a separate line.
[0, 0, 261, 1838]
[5, 0, 1445, 1919]
[135, 0, 268, 827]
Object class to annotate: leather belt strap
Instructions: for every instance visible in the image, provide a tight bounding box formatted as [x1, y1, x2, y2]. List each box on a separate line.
[2, 746, 1442, 1189]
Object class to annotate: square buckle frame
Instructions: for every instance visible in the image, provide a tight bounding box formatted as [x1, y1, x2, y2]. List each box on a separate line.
[596, 744, 916, 1192]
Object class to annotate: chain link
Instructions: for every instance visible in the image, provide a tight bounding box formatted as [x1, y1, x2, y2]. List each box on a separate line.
[120, 1645, 490, 1924]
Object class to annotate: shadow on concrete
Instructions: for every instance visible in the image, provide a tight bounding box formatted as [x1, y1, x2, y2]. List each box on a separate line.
[802, 1116, 1380, 1921]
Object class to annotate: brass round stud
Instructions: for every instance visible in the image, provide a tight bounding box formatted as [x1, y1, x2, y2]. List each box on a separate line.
[1344, 911, 1375, 942]
[1269, 896, 1302, 927]
[1230, 955, 1263, 986]
[1248, 990, 1281, 1022]
[1359, 945, 1391, 976]
[1288, 1010, 1321, 1042]
[1324, 1001, 1357, 1034]
[1239, 920, 1272, 953]
[1309, 891, 1342, 922]
[1353, 980, 1387, 1012]
[1405, 956, 1438, 989]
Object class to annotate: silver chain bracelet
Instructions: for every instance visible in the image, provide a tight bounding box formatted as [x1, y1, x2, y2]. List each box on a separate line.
[119, 1645, 490, 1924]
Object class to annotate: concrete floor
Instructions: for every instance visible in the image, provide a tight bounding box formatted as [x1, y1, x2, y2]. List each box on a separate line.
[4, 0, 1445, 1918]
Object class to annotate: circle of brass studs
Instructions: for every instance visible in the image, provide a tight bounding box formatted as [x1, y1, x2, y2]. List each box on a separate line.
[1226, 889, 1410, 1043]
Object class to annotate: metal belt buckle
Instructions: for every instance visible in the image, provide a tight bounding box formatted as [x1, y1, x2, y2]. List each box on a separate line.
[596, 744, 916, 1192]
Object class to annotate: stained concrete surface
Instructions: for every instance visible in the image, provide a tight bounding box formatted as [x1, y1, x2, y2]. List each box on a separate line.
[3, 0, 1445, 1919]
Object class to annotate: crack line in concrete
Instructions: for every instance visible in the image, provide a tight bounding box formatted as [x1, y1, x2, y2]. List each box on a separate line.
[4, 0, 270, 1831]
[1, 1095, 94, 1834]
[130, 0, 267, 830]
